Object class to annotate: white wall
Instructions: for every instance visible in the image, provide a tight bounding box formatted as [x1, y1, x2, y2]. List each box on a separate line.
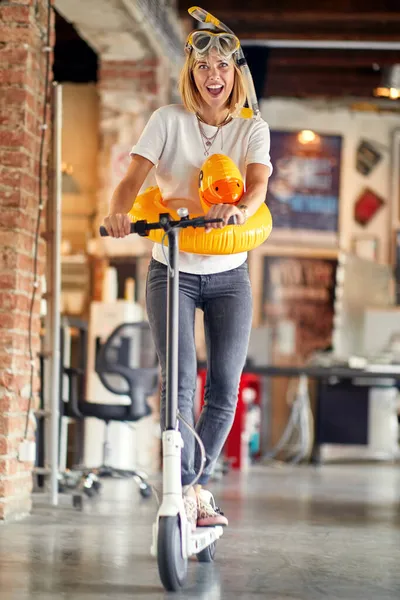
[261, 98, 400, 263]
[62, 84, 99, 253]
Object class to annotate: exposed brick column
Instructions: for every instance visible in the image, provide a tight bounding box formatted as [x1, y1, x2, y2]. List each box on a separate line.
[95, 56, 172, 257]
[0, 1, 54, 520]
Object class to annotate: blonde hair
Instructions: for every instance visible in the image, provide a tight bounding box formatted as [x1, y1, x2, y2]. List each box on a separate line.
[179, 49, 247, 116]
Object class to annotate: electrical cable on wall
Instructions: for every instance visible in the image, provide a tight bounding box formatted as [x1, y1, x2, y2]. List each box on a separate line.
[263, 375, 314, 465]
[24, 0, 53, 441]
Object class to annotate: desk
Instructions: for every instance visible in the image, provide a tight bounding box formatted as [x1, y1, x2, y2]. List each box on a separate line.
[241, 364, 400, 463]
[242, 364, 400, 380]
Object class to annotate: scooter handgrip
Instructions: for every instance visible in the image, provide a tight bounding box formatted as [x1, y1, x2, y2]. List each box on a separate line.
[227, 215, 238, 225]
[99, 223, 136, 237]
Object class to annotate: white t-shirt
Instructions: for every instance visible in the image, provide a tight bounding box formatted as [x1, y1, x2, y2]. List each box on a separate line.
[130, 104, 272, 274]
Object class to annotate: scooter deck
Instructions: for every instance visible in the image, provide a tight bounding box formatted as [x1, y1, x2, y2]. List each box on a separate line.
[151, 520, 224, 558]
[189, 525, 224, 556]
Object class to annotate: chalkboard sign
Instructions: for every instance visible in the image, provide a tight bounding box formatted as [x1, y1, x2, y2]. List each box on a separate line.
[267, 131, 342, 233]
[261, 256, 338, 361]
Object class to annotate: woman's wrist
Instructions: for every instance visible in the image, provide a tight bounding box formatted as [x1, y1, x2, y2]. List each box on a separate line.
[237, 203, 249, 223]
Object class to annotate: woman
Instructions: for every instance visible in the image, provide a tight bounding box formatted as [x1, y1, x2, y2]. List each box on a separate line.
[103, 29, 272, 529]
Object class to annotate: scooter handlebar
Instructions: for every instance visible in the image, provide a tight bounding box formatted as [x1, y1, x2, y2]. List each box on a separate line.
[99, 215, 238, 237]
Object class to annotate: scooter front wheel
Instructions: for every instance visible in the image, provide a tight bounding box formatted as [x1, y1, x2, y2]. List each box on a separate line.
[157, 515, 188, 591]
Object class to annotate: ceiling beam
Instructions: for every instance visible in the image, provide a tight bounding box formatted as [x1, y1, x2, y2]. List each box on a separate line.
[179, 7, 400, 42]
[266, 69, 380, 83]
[264, 82, 380, 99]
[241, 39, 400, 49]
[264, 72, 381, 97]
[237, 29, 400, 42]
[267, 49, 399, 68]
[207, 11, 400, 23]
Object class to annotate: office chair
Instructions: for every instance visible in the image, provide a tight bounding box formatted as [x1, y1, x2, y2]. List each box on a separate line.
[65, 321, 159, 498]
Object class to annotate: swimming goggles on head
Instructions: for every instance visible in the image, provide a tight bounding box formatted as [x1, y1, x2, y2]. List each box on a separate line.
[188, 6, 260, 120]
[185, 30, 240, 59]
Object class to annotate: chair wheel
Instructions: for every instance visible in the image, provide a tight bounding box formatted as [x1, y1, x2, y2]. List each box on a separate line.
[92, 480, 102, 493]
[139, 483, 152, 498]
[73, 494, 83, 510]
[84, 486, 96, 498]
[89, 473, 102, 494]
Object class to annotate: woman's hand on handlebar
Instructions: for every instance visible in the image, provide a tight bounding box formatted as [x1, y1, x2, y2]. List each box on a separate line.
[103, 213, 132, 238]
[204, 204, 245, 232]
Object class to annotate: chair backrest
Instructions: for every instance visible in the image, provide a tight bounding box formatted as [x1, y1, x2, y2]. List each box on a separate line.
[95, 321, 159, 420]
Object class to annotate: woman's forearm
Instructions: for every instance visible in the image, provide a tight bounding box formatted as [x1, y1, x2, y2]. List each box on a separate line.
[241, 181, 269, 217]
[109, 178, 139, 214]
[108, 154, 154, 215]
[103, 155, 154, 237]
[241, 163, 270, 217]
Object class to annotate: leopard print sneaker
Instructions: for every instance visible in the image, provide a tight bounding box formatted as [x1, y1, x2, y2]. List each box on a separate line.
[183, 495, 198, 532]
[196, 489, 228, 527]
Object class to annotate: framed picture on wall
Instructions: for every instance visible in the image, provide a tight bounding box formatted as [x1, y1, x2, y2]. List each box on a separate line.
[266, 130, 342, 245]
[391, 129, 400, 227]
[351, 235, 379, 262]
[354, 187, 385, 227]
[355, 140, 382, 176]
[256, 253, 338, 362]
[248, 247, 338, 450]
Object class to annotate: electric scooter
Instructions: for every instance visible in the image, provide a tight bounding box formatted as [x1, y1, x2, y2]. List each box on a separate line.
[100, 209, 236, 591]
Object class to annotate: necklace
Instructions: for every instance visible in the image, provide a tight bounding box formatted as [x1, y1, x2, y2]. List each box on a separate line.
[197, 120, 221, 156]
[196, 113, 231, 157]
[196, 112, 231, 127]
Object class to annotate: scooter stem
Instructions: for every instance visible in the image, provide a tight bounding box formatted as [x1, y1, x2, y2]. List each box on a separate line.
[166, 227, 179, 430]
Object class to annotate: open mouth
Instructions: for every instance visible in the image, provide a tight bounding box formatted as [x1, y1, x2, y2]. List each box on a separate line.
[206, 84, 224, 98]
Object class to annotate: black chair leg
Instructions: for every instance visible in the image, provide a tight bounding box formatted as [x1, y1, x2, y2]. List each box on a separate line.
[128, 471, 152, 498]
[95, 465, 152, 498]
[68, 423, 152, 499]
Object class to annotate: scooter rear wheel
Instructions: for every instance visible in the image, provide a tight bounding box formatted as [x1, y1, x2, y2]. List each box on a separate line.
[157, 516, 188, 591]
[197, 540, 216, 563]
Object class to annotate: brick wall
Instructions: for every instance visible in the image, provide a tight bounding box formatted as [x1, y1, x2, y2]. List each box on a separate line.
[96, 57, 166, 241]
[0, 0, 54, 521]
[99, 58, 161, 96]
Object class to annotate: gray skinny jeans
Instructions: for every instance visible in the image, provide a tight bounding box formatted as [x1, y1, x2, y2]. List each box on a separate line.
[146, 257, 253, 486]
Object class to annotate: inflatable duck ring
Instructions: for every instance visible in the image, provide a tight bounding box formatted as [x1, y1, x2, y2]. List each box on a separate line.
[128, 154, 272, 254]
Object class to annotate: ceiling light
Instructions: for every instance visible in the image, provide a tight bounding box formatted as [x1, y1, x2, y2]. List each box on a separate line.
[297, 130, 319, 144]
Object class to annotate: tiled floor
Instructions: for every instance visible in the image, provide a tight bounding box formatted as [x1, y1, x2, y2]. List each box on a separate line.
[0, 463, 399, 599]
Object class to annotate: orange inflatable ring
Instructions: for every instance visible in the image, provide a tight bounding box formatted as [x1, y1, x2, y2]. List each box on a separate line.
[128, 154, 272, 255]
